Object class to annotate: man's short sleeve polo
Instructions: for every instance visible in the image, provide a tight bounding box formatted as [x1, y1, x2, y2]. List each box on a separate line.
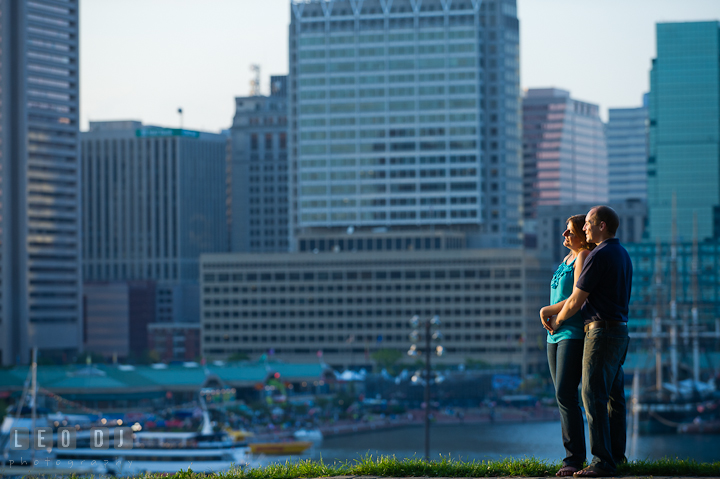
[576, 248, 605, 293]
[575, 238, 633, 324]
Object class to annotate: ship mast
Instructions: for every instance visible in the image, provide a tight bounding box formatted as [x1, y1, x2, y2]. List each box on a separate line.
[691, 213, 700, 383]
[30, 347, 38, 462]
[669, 193, 679, 392]
[652, 237, 663, 393]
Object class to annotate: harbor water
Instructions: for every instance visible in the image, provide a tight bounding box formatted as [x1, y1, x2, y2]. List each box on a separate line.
[307, 422, 720, 464]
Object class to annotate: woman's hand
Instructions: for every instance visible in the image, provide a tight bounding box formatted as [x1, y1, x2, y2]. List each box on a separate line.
[547, 315, 560, 333]
[540, 307, 554, 333]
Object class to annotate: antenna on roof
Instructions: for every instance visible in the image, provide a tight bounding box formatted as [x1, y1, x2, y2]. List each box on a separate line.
[250, 64, 261, 96]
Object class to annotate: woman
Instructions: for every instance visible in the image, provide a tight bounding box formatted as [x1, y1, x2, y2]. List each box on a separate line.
[540, 215, 595, 477]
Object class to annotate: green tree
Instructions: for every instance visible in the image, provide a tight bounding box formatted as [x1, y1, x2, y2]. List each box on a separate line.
[227, 352, 250, 362]
[465, 358, 491, 370]
[371, 348, 403, 374]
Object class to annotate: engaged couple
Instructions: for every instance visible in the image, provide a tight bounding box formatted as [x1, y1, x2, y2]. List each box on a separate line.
[540, 206, 633, 478]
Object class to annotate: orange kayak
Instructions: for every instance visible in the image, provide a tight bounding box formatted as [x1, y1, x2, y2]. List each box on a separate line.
[248, 441, 313, 455]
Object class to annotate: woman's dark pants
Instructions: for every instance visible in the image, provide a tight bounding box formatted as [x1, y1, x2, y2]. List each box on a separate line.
[547, 339, 586, 469]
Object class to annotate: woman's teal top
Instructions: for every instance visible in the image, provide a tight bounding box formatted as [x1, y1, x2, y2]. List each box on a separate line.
[547, 257, 585, 343]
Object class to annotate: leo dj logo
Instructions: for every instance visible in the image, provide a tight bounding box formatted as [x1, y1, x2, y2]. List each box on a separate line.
[7, 427, 133, 451]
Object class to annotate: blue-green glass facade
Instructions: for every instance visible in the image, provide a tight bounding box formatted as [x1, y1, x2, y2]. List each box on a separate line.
[648, 22, 720, 242]
[625, 241, 720, 332]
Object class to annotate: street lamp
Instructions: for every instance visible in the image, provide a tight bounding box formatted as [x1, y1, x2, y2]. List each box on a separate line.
[407, 314, 443, 461]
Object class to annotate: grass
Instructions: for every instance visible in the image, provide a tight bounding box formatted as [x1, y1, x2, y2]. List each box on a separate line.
[156, 456, 720, 479]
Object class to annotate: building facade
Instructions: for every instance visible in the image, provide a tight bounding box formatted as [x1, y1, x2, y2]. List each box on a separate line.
[80, 121, 228, 282]
[147, 323, 201, 362]
[200, 248, 548, 376]
[296, 229, 466, 252]
[156, 282, 200, 324]
[522, 88, 608, 220]
[648, 22, 720, 242]
[0, 0, 83, 365]
[607, 99, 648, 203]
[230, 76, 290, 253]
[83, 281, 156, 359]
[288, 0, 523, 248]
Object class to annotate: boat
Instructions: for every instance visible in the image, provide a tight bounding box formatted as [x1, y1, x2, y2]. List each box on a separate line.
[678, 418, 720, 434]
[56, 400, 255, 476]
[56, 430, 251, 476]
[627, 223, 720, 440]
[248, 441, 313, 455]
[224, 426, 255, 442]
[293, 428, 323, 442]
[0, 363, 255, 476]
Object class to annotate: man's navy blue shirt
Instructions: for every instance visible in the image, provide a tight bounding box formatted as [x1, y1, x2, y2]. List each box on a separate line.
[576, 237, 633, 324]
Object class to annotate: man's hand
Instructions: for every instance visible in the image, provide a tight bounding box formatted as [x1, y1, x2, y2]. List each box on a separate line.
[548, 316, 561, 333]
[556, 287, 590, 324]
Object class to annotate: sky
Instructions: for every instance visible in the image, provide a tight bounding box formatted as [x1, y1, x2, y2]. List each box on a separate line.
[79, 0, 719, 133]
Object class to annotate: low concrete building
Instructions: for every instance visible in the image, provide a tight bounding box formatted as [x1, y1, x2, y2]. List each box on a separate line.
[200, 248, 549, 376]
[296, 228, 466, 253]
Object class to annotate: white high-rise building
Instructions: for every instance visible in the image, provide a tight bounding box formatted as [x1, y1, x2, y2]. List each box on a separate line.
[80, 121, 228, 282]
[0, 0, 83, 365]
[288, 0, 522, 248]
[522, 88, 609, 219]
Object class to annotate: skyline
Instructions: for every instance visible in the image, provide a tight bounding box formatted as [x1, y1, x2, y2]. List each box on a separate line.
[79, 0, 720, 133]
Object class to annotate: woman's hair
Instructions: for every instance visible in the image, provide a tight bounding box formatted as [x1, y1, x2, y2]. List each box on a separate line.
[567, 215, 596, 251]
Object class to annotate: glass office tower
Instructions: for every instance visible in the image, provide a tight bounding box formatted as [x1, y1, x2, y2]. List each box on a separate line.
[288, 0, 522, 248]
[0, 1, 82, 365]
[648, 21, 720, 242]
[607, 99, 648, 203]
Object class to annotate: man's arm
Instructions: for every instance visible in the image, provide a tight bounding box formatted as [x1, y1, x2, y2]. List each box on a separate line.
[540, 301, 565, 320]
[550, 286, 589, 331]
[545, 250, 591, 333]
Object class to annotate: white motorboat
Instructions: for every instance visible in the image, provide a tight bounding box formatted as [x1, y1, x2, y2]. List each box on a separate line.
[293, 428, 323, 442]
[55, 403, 255, 476]
[55, 430, 252, 476]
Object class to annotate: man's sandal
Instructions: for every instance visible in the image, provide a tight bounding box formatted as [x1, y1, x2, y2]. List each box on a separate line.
[573, 465, 614, 477]
[556, 466, 579, 477]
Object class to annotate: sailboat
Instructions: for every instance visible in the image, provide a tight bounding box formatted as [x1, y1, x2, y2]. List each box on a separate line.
[627, 211, 720, 443]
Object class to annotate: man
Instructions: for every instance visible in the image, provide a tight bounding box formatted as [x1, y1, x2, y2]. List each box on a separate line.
[545, 205, 632, 478]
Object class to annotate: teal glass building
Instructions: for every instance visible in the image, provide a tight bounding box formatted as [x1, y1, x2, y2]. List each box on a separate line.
[647, 22, 720, 242]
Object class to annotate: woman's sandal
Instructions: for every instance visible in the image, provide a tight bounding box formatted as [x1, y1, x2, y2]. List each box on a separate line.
[556, 466, 579, 477]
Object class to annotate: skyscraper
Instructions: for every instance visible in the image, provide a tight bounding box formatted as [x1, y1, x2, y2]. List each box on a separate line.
[522, 88, 608, 220]
[648, 21, 720, 242]
[288, 0, 522, 248]
[607, 98, 649, 203]
[0, 1, 82, 365]
[81, 121, 228, 282]
[230, 76, 290, 253]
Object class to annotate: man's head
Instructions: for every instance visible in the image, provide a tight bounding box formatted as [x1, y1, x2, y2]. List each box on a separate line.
[583, 205, 619, 244]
